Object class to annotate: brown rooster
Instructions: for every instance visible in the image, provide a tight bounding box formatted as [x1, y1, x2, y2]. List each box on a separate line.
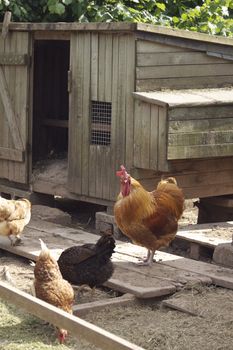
[114, 165, 184, 266]
[34, 239, 74, 344]
[0, 196, 31, 245]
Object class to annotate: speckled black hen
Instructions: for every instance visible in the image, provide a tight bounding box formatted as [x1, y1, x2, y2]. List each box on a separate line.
[57, 235, 115, 288]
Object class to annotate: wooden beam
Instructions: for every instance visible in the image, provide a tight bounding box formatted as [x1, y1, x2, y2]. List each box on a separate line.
[2, 22, 137, 32]
[0, 281, 144, 350]
[162, 299, 203, 317]
[167, 143, 233, 160]
[0, 146, 24, 162]
[34, 31, 70, 40]
[73, 294, 136, 316]
[1, 11, 11, 39]
[136, 23, 233, 48]
[0, 53, 29, 65]
[136, 31, 233, 56]
[0, 67, 24, 150]
[42, 118, 68, 128]
[0, 184, 31, 199]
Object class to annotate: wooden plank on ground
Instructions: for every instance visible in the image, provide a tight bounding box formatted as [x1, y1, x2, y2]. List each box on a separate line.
[0, 281, 144, 350]
[115, 243, 233, 290]
[162, 298, 203, 317]
[0, 224, 177, 299]
[105, 275, 176, 299]
[0, 219, 210, 298]
[177, 223, 233, 248]
[160, 252, 233, 290]
[0, 218, 231, 298]
[161, 287, 233, 319]
[73, 293, 136, 316]
[0, 219, 102, 261]
[112, 253, 211, 286]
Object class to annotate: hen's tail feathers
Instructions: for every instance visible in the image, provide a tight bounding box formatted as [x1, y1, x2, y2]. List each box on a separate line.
[39, 239, 51, 259]
[96, 235, 115, 259]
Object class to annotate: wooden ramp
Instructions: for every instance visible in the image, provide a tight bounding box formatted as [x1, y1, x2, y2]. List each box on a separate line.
[0, 219, 232, 298]
[176, 221, 233, 259]
[177, 221, 233, 248]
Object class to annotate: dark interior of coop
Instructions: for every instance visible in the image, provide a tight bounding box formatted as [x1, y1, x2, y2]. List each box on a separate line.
[32, 40, 70, 164]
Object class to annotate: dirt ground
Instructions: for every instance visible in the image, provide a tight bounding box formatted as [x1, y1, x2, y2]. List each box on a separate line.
[0, 201, 233, 349]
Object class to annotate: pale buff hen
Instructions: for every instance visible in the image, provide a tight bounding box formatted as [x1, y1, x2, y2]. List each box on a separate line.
[0, 196, 31, 245]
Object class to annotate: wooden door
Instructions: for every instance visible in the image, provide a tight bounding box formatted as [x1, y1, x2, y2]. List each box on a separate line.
[0, 31, 30, 184]
[68, 32, 136, 202]
[68, 32, 91, 195]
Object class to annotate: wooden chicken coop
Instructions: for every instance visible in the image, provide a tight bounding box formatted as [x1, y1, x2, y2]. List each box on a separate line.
[0, 21, 233, 211]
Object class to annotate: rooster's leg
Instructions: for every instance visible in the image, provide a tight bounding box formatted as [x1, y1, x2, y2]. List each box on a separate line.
[137, 249, 155, 266]
[147, 249, 156, 265]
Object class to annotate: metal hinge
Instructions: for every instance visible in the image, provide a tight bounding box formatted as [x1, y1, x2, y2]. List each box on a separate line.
[67, 70, 72, 92]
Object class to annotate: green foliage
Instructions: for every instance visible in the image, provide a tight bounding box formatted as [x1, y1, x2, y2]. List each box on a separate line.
[173, 0, 233, 36]
[0, 0, 233, 36]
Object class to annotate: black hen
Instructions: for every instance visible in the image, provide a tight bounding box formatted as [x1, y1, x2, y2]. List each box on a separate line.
[57, 235, 115, 288]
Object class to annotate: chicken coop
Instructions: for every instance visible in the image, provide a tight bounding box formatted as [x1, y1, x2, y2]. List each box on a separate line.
[0, 21, 233, 212]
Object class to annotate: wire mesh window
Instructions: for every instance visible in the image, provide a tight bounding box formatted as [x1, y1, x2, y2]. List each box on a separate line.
[91, 101, 112, 145]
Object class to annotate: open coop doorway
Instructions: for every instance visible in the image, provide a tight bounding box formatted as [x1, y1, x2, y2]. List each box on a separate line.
[32, 39, 70, 188]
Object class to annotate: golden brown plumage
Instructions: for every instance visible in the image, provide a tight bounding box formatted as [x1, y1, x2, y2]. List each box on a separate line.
[114, 166, 184, 266]
[34, 239, 74, 343]
[0, 197, 31, 245]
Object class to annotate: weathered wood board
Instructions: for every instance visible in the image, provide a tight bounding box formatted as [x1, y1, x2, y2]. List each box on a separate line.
[115, 242, 233, 290]
[0, 219, 232, 298]
[177, 221, 233, 248]
[162, 287, 233, 319]
[72, 293, 136, 316]
[0, 281, 144, 350]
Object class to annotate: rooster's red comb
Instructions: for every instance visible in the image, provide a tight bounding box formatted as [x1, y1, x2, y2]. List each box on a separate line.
[116, 165, 128, 177]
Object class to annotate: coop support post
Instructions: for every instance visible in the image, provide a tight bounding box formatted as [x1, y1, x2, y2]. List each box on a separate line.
[1, 11, 11, 38]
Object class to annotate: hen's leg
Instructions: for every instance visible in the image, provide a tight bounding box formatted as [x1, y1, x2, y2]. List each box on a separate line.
[13, 235, 22, 246]
[8, 235, 14, 246]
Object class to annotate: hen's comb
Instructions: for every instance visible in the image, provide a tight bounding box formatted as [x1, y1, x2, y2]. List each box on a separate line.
[116, 165, 128, 177]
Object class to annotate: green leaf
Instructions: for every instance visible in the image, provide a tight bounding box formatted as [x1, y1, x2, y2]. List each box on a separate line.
[62, 0, 73, 5]
[156, 3, 166, 11]
[48, 2, 65, 15]
[181, 12, 188, 20]
[172, 16, 179, 23]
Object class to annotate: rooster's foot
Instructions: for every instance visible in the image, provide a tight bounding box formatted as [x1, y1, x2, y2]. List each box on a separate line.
[136, 249, 156, 267]
[136, 259, 155, 267]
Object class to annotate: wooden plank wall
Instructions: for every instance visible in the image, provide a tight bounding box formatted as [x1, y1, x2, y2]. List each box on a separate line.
[134, 100, 169, 171]
[69, 33, 135, 201]
[133, 155, 233, 199]
[136, 40, 233, 91]
[167, 105, 233, 160]
[0, 31, 30, 184]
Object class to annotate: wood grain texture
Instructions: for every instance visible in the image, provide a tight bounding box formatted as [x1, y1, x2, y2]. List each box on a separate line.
[0, 31, 30, 184]
[0, 281, 144, 350]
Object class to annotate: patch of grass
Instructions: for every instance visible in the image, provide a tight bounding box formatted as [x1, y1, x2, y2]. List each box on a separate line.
[0, 299, 94, 350]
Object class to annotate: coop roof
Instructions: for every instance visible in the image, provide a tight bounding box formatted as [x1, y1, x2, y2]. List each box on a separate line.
[133, 88, 233, 108]
[1, 22, 233, 48]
